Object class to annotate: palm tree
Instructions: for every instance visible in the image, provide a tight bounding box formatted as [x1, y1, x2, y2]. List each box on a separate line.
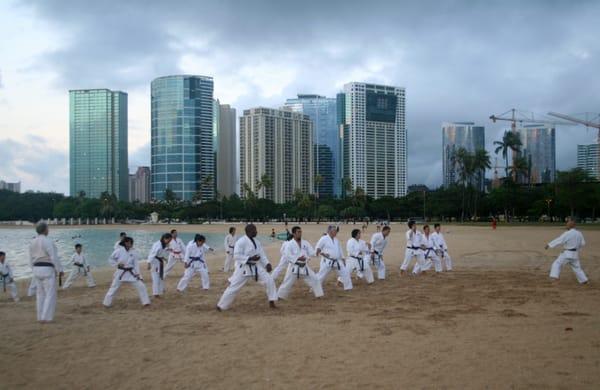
[471, 149, 491, 218]
[341, 177, 352, 199]
[509, 156, 530, 185]
[314, 174, 324, 198]
[257, 174, 272, 200]
[451, 147, 473, 221]
[494, 131, 522, 178]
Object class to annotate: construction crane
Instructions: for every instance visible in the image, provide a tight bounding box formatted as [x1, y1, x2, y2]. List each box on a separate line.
[547, 111, 600, 142]
[490, 108, 572, 131]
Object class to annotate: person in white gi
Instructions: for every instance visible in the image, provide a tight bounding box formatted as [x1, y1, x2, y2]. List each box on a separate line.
[432, 223, 452, 271]
[277, 226, 324, 299]
[370, 226, 390, 280]
[165, 229, 185, 277]
[216, 224, 278, 310]
[0, 251, 19, 302]
[114, 232, 127, 250]
[413, 225, 442, 274]
[344, 229, 375, 284]
[103, 237, 150, 307]
[29, 222, 64, 322]
[400, 220, 427, 275]
[315, 225, 352, 291]
[63, 243, 96, 289]
[271, 238, 292, 281]
[546, 218, 588, 284]
[177, 234, 214, 292]
[147, 233, 173, 298]
[223, 227, 237, 272]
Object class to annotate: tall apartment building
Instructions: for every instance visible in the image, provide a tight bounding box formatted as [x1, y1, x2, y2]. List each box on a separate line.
[516, 125, 556, 183]
[0, 180, 21, 193]
[151, 75, 214, 201]
[284, 94, 339, 197]
[129, 166, 151, 203]
[214, 100, 237, 197]
[239, 107, 313, 203]
[339, 82, 406, 198]
[69, 89, 128, 200]
[442, 122, 486, 191]
[577, 143, 600, 180]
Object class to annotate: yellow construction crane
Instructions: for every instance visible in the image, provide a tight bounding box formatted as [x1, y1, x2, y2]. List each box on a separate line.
[490, 108, 571, 130]
[547, 111, 600, 142]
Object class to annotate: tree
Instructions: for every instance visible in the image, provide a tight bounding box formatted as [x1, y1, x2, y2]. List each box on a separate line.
[509, 156, 530, 185]
[341, 177, 352, 199]
[257, 174, 273, 200]
[314, 174, 324, 198]
[494, 131, 522, 178]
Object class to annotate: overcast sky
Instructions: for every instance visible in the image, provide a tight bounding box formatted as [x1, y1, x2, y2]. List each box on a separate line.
[1, 0, 599, 194]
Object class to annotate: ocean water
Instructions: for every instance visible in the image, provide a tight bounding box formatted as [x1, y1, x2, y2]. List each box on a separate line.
[0, 227, 230, 280]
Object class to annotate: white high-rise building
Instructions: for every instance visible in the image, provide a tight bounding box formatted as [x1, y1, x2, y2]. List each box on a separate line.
[577, 143, 600, 180]
[239, 107, 313, 203]
[339, 82, 406, 198]
[516, 125, 556, 184]
[214, 101, 237, 197]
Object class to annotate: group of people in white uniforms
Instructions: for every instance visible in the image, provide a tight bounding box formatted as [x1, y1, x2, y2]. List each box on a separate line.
[401, 221, 452, 275]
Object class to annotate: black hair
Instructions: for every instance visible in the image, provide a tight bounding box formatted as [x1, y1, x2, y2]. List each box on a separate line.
[423, 225, 430, 231]
[351, 229, 360, 238]
[120, 237, 134, 246]
[161, 233, 173, 244]
[75, 244, 82, 249]
[194, 234, 206, 242]
[0, 251, 5, 257]
[291, 226, 301, 234]
[119, 232, 127, 237]
[229, 227, 236, 234]
[170, 229, 177, 234]
[434, 223, 441, 229]
[382, 226, 391, 232]
[408, 220, 415, 228]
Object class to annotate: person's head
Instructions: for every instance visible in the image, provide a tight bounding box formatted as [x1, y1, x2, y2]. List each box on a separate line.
[382, 226, 391, 237]
[272, 228, 275, 232]
[121, 237, 134, 250]
[351, 229, 361, 240]
[408, 220, 416, 231]
[36, 222, 49, 236]
[170, 229, 178, 238]
[160, 233, 173, 247]
[229, 227, 236, 235]
[327, 225, 337, 238]
[75, 243, 82, 254]
[194, 234, 206, 245]
[0, 251, 5, 263]
[119, 232, 126, 239]
[245, 224, 257, 238]
[291, 226, 302, 240]
[423, 225, 430, 235]
[566, 217, 576, 229]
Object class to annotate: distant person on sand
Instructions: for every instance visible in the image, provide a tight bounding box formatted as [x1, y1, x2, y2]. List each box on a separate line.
[545, 218, 588, 284]
[223, 227, 237, 273]
[0, 251, 20, 302]
[491, 217, 497, 230]
[432, 223, 453, 271]
[63, 243, 96, 289]
[270, 228, 276, 240]
[370, 225, 390, 280]
[216, 224, 277, 311]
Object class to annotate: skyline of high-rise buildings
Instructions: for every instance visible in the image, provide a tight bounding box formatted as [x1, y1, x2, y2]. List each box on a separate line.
[0, 180, 21, 193]
[577, 143, 599, 180]
[69, 88, 128, 200]
[214, 101, 237, 197]
[129, 166, 151, 203]
[442, 122, 486, 191]
[516, 124, 556, 184]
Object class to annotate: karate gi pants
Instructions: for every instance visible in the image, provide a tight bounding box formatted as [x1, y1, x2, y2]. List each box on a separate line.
[165, 254, 183, 276]
[103, 277, 150, 307]
[63, 268, 96, 289]
[223, 253, 235, 273]
[550, 253, 588, 284]
[27, 278, 37, 297]
[271, 257, 288, 280]
[345, 257, 374, 284]
[177, 265, 210, 291]
[217, 266, 278, 310]
[371, 254, 386, 280]
[415, 251, 442, 273]
[317, 259, 353, 290]
[441, 251, 453, 271]
[2, 280, 19, 302]
[150, 268, 165, 296]
[32, 266, 57, 322]
[401, 249, 428, 274]
[277, 265, 324, 299]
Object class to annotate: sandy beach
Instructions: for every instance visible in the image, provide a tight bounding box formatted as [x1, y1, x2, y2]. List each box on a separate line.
[0, 223, 599, 389]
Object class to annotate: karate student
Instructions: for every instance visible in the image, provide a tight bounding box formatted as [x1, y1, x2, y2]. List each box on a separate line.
[63, 243, 96, 289]
[432, 223, 452, 271]
[223, 227, 237, 272]
[315, 225, 352, 291]
[400, 220, 427, 275]
[147, 233, 172, 298]
[370, 225, 390, 280]
[0, 251, 19, 302]
[345, 229, 375, 284]
[103, 237, 150, 307]
[413, 225, 441, 274]
[216, 224, 278, 311]
[114, 232, 127, 250]
[29, 222, 64, 323]
[546, 218, 588, 284]
[271, 238, 292, 281]
[164, 229, 185, 277]
[177, 234, 214, 292]
[277, 226, 324, 299]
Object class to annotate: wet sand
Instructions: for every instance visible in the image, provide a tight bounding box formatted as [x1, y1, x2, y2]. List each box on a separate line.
[1, 223, 599, 389]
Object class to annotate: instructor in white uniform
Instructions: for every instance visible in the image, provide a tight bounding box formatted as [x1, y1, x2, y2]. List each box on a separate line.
[316, 225, 352, 291]
[370, 226, 390, 280]
[546, 218, 588, 284]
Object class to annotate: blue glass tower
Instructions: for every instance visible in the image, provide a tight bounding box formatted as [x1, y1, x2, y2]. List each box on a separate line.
[151, 75, 214, 201]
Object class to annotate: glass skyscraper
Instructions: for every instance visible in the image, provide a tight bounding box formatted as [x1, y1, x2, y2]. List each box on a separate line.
[69, 89, 128, 200]
[577, 143, 600, 180]
[517, 125, 556, 183]
[442, 122, 486, 190]
[284, 94, 339, 197]
[151, 75, 214, 201]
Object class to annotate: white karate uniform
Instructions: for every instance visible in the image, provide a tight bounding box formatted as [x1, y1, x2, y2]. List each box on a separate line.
[103, 247, 150, 307]
[370, 232, 388, 280]
[271, 241, 290, 281]
[165, 237, 185, 276]
[548, 228, 588, 283]
[63, 252, 96, 289]
[431, 231, 452, 271]
[345, 238, 375, 284]
[315, 235, 352, 290]
[177, 241, 212, 291]
[29, 234, 63, 321]
[114, 240, 123, 250]
[414, 234, 442, 273]
[27, 278, 36, 297]
[217, 235, 278, 310]
[277, 239, 324, 299]
[223, 234, 237, 272]
[148, 241, 170, 296]
[0, 260, 19, 302]
[400, 229, 427, 274]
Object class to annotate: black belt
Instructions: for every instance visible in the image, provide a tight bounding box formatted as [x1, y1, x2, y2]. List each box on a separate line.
[565, 248, 577, 252]
[228, 246, 234, 248]
[293, 262, 309, 279]
[325, 258, 341, 270]
[372, 251, 382, 266]
[118, 266, 139, 280]
[74, 262, 88, 275]
[407, 246, 420, 250]
[34, 262, 54, 267]
[351, 255, 365, 271]
[155, 257, 166, 279]
[242, 262, 259, 281]
[423, 247, 434, 258]
[189, 256, 205, 266]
